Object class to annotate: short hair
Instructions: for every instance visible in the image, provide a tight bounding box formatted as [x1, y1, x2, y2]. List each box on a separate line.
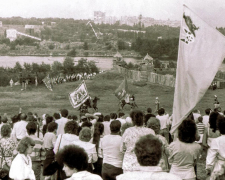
[147, 108, 152, 113]
[56, 145, 88, 171]
[17, 137, 35, 154]
[198, 116, 203, 123]
[205, 108, 211, 115]
[79, 127, 92, 142]
[46, 116, 54, 124]
[26, 122, 37, 135]
[20, 113, 27, 121]
[130, 109, 144, 126]
[27, 116, 36, 122]
[81, 121, 92, 129]
[103, 115, 110, 122]
[147, 118, 160, 134]
[110, 120, 121, 133]
[71, 115, 78, 121]
[178, 119, 197, 143]
[110, 113, 117, 120]
[61, 109, 68, 117]
[11, 114, 20, 124]
[97, 114, 104, 122]
[217, 115, 225, 134]
[64, 121, 79, 135]
[158, 108, 165, 115]
[118, 112, 125, 118]
[1, 116, 8, 123]
[53, 113, 61, 120]
[1, 124, 11, 137]
[135, 134, 162, 166]
[47, 122, 58, 132]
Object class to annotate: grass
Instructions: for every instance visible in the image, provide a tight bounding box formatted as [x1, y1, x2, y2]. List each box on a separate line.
[0, 69, 224, 179]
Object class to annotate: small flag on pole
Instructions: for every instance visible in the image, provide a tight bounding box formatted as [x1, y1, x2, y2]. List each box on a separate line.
[42, 75, 53, 91]
[115, 77, 128, 100]
[171, 5, 225, 134]
[69, 81, 89, 108]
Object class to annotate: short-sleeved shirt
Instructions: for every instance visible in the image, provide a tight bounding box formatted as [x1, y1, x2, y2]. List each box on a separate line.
[55, 117, 69, 136]
[196, 122, 205, 134]
[156, 114, 169, 130]
[43, 132, 56, 149]
[12, 120, 28, 140]
[169, 139, 201, 179]
[101, 134, 123, 168]
[120, 126, 155, 171]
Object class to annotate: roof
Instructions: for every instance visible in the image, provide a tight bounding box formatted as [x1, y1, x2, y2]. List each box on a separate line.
[143, 53, 153, 61]
[114, 51, 123, 58]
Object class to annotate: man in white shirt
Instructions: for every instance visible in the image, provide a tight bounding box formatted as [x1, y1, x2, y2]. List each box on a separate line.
[101, 120, 124, 179]
[102, 115, 111, 136]
[116, 112, 126, 126]
[12, 113, 28, 142]
[203, 108, 211, 127]
[56, 109, 69, 136]
[156, 108, 170, 143]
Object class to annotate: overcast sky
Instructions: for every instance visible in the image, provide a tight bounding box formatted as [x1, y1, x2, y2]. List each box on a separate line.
[0, 0, 225, 27]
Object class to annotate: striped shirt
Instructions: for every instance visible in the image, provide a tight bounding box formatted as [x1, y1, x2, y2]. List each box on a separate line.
[196, 123, 205, 134]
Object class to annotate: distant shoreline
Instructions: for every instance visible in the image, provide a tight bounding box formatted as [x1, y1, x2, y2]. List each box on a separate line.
[1, 54, 142, 58]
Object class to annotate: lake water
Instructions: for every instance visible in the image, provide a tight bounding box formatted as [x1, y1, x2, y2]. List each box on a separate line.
[0, 56, 141, 70]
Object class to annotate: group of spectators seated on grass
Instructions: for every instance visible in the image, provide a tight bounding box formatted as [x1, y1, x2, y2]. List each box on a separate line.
[0, 106, 225, 179]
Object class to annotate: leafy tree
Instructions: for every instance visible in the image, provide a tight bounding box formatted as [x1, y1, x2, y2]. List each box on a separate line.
[154, 59, 161, 68]
[14, 62, 23, 73]
[117, 40, 126, 50]
[48, 44, 55, 50]
[39, 62, 51, 73]
[51, 61, 63, 75]
[67, 47, 76, 57]
[75, 58, 88, 74]
[152, 44, 162, 57]
[63, 57, 74, 74]
[87, 61, 99, 73]
[32, 63, 40, 73]
[23, 62, 32, 72]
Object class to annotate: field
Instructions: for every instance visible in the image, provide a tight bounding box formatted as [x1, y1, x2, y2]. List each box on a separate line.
[1, 69, 225, 179]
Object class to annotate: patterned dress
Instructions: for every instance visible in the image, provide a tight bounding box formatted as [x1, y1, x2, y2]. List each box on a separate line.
[0, 137, 17, 168]
[120, 126, 155, 172]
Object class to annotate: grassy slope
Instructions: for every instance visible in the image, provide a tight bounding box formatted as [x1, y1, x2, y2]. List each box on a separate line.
[0, 69, 224, 179]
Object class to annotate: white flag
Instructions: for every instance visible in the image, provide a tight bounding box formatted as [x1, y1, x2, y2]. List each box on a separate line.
[171, 5, 225, 134]
[69, 81, 89, 108]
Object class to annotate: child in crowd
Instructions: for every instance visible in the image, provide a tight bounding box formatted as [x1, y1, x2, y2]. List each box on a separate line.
[196, 116, 205, 158]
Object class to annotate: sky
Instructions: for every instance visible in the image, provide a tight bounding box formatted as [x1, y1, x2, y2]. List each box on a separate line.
[0, 0, 225, 27]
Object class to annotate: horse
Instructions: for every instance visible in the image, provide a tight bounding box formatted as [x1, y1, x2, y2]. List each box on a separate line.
[83, 96, 100, 111]
[119, 95, 138, 110]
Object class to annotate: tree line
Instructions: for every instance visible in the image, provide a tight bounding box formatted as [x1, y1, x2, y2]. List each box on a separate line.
[0, 57, 99, 86]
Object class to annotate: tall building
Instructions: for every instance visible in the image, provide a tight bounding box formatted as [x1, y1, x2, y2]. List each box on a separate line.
[94, 11, 106, 24]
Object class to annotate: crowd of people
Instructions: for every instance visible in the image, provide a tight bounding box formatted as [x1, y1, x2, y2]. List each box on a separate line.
[0, 105, 225, 180]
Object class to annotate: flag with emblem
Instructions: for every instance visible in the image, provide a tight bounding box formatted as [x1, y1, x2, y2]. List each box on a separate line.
[69, 81, 90, 108]
[42, 75, 53, 91]
[171, 5, 225, 134]
[115, 77, 128, 100]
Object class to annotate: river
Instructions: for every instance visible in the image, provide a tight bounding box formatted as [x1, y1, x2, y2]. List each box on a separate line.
[1, 56, 225, 72]
[0, 56, 141, 70]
